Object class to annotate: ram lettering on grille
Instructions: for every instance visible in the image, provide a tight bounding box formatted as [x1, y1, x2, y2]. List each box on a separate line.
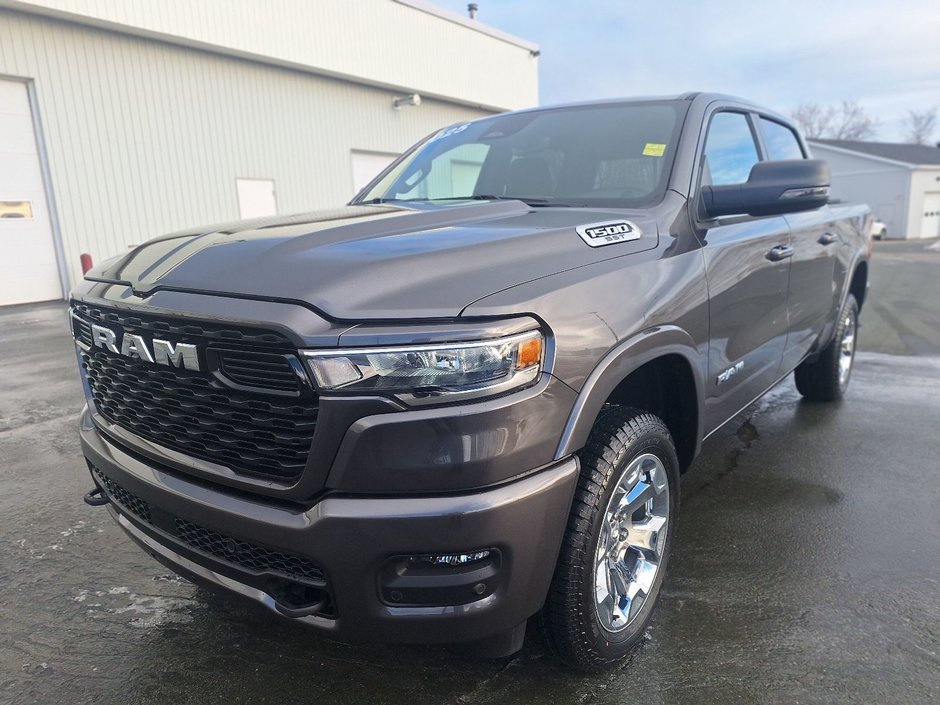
[89, 323, 200, 371]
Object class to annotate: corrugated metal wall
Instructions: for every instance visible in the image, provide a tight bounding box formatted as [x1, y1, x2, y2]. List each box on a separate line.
[809, 145, 911, 238]
[2, 0, 539, 111]
[0, 8, 494, 292]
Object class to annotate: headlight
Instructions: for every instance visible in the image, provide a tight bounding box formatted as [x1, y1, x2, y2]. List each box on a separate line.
[302, 330, 544, 404]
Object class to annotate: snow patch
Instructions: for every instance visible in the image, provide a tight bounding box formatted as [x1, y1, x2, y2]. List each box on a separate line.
[112, 594, 194, 628]
[60, 520, 87, 538]
[80, 586, 194, 628]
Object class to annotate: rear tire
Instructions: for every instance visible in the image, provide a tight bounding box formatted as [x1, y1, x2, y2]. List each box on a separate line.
[540, 407, 679, 672]
[794, 294, 859, 401]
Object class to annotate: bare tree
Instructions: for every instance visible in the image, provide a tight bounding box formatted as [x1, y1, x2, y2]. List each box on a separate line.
[903, 108, 937, 145]
[792, 103, 837, 139]
[833, 100, 880, 140]
[791, 100, 879, 140]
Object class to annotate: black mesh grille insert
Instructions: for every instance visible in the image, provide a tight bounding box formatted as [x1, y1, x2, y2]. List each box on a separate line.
[72, 302, 318, 482]
[175, 519, 326, 585]
[91, 463, 151, 523]
[218, 349, 301, 392]
[88, 463, 328, 593]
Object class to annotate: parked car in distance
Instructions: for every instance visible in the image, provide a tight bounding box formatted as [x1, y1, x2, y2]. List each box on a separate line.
[70, 92, 871, 671]
[871, 218, 888, 240]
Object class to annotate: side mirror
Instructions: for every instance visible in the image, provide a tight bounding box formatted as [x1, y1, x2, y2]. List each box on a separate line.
[701, 159, 830, 218]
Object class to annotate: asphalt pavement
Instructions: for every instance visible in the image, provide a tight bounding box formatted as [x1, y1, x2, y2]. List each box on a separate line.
[1, 239, 938, 704]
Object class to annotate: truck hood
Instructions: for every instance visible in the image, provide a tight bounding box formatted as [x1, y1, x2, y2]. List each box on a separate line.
[91, 201, 659, 319]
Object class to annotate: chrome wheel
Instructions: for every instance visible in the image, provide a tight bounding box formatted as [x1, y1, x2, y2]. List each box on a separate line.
[838, 308, 857, 388]
[594, 453, 670, 633]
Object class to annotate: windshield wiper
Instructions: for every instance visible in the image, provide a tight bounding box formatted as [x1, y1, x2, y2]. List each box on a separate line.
[411, 195, 584, 207]
[357, 197, 403, 205]
[359, 195, 585, 207]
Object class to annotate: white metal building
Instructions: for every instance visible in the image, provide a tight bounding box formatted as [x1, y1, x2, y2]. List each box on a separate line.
[809, 139, 940, 240]
[0, 0, 539, 305]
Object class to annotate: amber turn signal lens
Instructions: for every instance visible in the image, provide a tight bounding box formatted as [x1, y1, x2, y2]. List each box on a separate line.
[516, 336, 542, 369]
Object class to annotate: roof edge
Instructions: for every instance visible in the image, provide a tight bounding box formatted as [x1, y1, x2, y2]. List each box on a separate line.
[808, 140, 918, 169]
[0, 0, 515, 112]
[393, 0, 539, 52]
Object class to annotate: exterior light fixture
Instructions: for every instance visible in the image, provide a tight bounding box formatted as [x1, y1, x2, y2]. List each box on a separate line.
[393, 93, 421, 110]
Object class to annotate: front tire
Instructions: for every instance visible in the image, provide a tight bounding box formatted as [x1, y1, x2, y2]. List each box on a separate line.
[541, 407, 679, 672]
[794, 294, 859, 401]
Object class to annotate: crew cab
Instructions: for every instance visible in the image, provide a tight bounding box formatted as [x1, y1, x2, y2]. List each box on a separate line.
[72, 93, 871, 671]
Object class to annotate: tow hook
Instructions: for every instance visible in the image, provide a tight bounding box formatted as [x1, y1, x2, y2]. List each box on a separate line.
[83, 486, 110, 507]
[273, 598, 328, 619]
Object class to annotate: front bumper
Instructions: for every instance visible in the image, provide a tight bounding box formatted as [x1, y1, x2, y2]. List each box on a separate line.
[80, 407, 579, 644]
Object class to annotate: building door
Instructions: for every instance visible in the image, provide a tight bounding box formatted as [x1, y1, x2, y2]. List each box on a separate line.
[236, 178, 277, 219]
[921, 193, 940, 238]
[0, 79, 61, 305]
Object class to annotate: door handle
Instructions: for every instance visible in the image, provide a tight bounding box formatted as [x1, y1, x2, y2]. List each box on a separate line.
[766, 244, 794, 261]
[818, 232, 839, 245]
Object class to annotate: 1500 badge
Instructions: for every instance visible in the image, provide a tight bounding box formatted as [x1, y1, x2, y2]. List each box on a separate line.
[576, 221, 642, 248]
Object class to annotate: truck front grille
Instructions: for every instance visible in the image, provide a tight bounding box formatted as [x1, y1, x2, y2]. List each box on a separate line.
[73, 302, 318, 482]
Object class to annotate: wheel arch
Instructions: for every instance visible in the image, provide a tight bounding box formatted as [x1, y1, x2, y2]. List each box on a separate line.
[555, 326, 705, 472]
[849, 259, 868, 312]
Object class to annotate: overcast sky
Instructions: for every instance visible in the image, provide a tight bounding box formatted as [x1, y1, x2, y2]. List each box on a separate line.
[435, 0, 940, 142]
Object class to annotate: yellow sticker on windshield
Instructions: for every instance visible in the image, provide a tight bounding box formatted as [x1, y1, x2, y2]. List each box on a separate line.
[643, 143, 666, 157]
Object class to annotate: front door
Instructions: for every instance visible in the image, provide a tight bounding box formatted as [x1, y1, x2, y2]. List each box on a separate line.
[0, 79, 61, 305]
[695, 111, 791, 433]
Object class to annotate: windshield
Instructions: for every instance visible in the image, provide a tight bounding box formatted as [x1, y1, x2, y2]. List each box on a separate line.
[355, 101, 688, 208]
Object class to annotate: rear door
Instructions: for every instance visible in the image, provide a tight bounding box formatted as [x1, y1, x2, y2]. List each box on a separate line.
[694, 110, 792, 433]
[757, 117, 839, 369]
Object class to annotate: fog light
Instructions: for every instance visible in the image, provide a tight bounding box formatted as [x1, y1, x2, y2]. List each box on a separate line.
[380, 549, 501, 607]
[414, 550, 492, 567]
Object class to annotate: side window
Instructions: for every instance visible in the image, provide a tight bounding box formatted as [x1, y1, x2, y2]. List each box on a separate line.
[759, 118, 805, 161]
[702, 112, 760, 186]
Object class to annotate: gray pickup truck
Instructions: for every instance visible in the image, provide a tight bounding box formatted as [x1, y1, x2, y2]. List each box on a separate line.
[72, 92, 871, 671]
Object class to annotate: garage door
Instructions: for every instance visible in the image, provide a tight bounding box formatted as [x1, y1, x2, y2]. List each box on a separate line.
[922, 192, 940, 239]
[0, 79, 61, 306]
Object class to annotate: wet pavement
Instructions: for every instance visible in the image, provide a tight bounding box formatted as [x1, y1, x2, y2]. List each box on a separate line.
[2, 239, 939, 704]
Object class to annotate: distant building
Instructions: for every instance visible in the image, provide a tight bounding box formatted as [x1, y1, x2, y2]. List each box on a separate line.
[0, 0, 538, 305]
[809, 139, 940, 240]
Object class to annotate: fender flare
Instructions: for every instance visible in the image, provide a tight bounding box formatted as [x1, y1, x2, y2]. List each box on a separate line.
[843, 255, 869, 310]
[554, 325, 706, 461]
[816, 254, 869, 354]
